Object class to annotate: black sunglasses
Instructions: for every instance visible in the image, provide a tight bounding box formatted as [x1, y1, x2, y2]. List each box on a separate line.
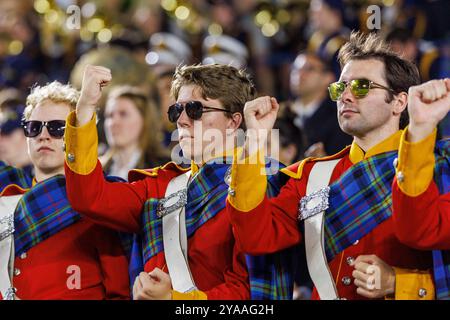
[22, 120, 66, 138]
[167, 100, 233, 123]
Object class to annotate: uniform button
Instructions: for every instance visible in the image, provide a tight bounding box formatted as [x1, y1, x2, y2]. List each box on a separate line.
[228, 187, 236, 197]
[346, 256, 355, 265]
[418, 288, 427, 298]
[353, 240, 359, 245]
[393, 157, 398, 168]
[342, 276, 352, 286]
[14, 268, 20, 276]
[20, 252, 27, 259]
[67, 153, 75, 162]
[396, 171, 405, 183]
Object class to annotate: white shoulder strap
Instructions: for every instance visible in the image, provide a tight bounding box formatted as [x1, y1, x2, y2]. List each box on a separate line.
[303, 159, 340, 300]
[161, 171, 197, 293]
[0, 194, 22, 300]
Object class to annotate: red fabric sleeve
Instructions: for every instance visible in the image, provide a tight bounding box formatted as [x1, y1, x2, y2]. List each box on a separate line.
[204, 240, 250, 300]
[94, 225, 131, 300]
[65, 161, 149, 233]
[393, 177, 450, 250]
[227, 176, 303, 255]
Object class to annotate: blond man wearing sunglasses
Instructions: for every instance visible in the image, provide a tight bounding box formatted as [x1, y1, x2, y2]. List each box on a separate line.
[226, 31, 444, 300]
[0, 82, 130, 300]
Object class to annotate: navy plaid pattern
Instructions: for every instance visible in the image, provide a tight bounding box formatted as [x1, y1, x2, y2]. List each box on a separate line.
[0, 161, 32, 191]
[14, 175, 81, 255]
[432, 139, 450, 299]
[324, 151, 397, 261]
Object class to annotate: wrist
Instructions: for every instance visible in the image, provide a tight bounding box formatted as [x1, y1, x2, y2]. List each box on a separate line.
[244, 130, 267, 158]
[387, 268, 396, 296]
[75, 107, 96, 127]
[407, 123, 436, 143]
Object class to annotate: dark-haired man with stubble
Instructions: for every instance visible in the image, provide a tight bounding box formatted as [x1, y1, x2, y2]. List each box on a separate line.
[226, 31, 445, 300]
[63, 64, 294, 300]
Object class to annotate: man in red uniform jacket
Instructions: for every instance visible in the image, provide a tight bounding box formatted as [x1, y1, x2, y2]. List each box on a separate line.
[226, 31, 437, 300]
[391, 79, 450, 299]
[63, 64, 272, 300]
[0, 81, 130, 300]
[392, 78, 450, 247]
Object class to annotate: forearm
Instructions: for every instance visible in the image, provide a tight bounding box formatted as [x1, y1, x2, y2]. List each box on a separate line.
[228, 198, 301, 255]
[64, 111, 145, 233]
[227, 147, 301, 254]
[393, 181, 450, 249]
[393, 127, 450, 249]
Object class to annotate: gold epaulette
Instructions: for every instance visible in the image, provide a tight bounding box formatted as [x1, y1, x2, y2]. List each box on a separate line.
[0, 184, 29, 197]
[280, 146, 350, 180]
[128, 161, 190, 182]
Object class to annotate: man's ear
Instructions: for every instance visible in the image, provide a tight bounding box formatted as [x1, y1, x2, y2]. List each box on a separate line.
[227, 112, 243, 131]
[392, 92, 408, 116]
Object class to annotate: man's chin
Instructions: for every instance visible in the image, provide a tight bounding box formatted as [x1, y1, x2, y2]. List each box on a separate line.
[35, 163, 64, 175]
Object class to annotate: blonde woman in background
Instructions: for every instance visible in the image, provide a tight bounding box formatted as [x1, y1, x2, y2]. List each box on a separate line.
[100, 86, 169, 180]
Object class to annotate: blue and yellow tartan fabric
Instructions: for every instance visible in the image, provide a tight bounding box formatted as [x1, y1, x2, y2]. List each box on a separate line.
[320, 139, 449, 299]
[13, 175, 81, 256]
[0, 160, 32, 191]
[132, 159, 294, 300]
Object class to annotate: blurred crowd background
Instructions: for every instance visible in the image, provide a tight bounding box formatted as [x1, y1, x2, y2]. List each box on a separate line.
[0, 0, 448, 166]
[0, 0, 449, 299]
[0, 0, 449, 177]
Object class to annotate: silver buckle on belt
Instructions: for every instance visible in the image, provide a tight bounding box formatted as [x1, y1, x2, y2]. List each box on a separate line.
[298, 186, 330, 221]
[156, 189, 188, 218]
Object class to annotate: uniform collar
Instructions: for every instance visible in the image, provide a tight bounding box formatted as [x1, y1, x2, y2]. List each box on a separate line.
[349, 130, 403, 164]
[190, 147, 238, 175]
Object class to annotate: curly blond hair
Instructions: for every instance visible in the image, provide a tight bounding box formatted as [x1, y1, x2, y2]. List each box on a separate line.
[24, 81, 80, 120]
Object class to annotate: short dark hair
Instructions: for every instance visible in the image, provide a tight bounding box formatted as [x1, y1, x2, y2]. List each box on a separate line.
[338, 31, 421, 128]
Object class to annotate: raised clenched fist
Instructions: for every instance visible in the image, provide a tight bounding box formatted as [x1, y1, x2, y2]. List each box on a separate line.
[243, 96, 279, 131]
[407, 78, 450, 142]
[76, 65, 112, 126]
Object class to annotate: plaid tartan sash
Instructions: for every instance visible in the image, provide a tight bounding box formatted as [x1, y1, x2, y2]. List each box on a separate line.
[14, 175, 81, 256]
[0, 161, 32, 192]
[321, 139, 449, 299]
[140, 163, 230, 263]
[132, 159, 294, 300]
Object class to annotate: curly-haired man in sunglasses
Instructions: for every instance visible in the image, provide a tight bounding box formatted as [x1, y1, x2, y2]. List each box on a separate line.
[63, 64, 295, 300]
[0, 81, 130, 300]
[226, 31, 448, 300]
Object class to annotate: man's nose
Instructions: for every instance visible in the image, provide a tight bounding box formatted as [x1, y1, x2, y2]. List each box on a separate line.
[176, 108, 192, 128]
[37, 126, 51, 140]
[340, 84, 356, 103]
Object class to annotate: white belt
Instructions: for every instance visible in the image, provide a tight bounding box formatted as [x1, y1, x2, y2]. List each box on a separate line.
[159, 171, 197, 293]
[299, 160, 340, 300]
[0, 195, 22, 300]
